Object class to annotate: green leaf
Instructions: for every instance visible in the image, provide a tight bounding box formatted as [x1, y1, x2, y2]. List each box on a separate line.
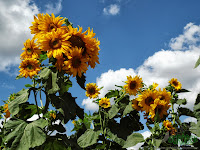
[48, 71, 60, 94]
[106, 129, 125, 146]
[194, 56, 200, 68]
[4, 118, 48, 150]
[190, 121, 200, 137]
[123, 101, 134, 117]
[105, 90, 119, 98]
[39, 52, 48, 63]
[108, 104, 120, 119]
[15, 75, 23, 80]
[38, 67, 51, 80]
[177, 107, 195, 118]
[65, 18, 73, 26]
[42, 139, 67, 150]
[25, 84, 32, 88]
[76, 73, 86, 90]
[194, 94, 200, 119]
[176, 98, 187, 105]
[176, 89, 190, 93]
[122, 133, 144, 148]
[8, 89, 29, 115]
[153, 139, 162, 148]
[77, 129, 100, 148]
[60, 79, 72, 95]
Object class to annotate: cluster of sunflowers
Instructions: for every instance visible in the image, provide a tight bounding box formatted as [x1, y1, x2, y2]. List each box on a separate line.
[19, 13, 100, 79]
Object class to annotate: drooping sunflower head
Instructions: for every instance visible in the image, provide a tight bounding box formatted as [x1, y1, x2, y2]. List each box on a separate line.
[38, 13, 65, 34]
[54, 56, 65, 72]
[19, 58, 41, 79]
[158, 88, 171, 104]
[132, 99, 142, 111]
[38, 28, 71, 59]
[3, 103, 11, 118]
[63, 47, 88, 77]
[67, 25, 100, 68]
[99, 97, 111, 109]
[137, 89, 159, 113]
[29, 13, 44, 36]
[169, 78, 182, 91]
[124, 75, 143, 96]
[49, 112, 56, 119]
[149, 98, 170, 120]
[85, 83, 100, 99]
[163, 120, 177, 135]
[21, 38, 41, 59]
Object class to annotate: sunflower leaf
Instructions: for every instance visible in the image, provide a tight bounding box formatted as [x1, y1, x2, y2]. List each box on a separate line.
[106, 129, 125, 146]
[4, 118, 47, 150]
[194, 56, 200, 68]
[122, 133, 144, 148]
[76, 73, 86, 90]
[8, 89, 29, 115]
[38, 67, 51, 80]
[177, 107, 195, 117]
[176, 98, 187, 105]
[108, 104, 120, 119]
[105, 90, 119, 98]
[122, 101, 133, 117]
[176, 89, 190, 93]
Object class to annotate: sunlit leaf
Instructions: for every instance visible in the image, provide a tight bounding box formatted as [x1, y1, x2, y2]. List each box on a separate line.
[108, 104, 119, 119]
[194, 56, 200, 68]
[123, 101, 133, 117]
[122, 133, 144, 148]
[105, 90, 119, 98]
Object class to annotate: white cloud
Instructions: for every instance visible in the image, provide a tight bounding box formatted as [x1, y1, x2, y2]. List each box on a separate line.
[1, 83, 16, 89]
[103, 4, 120, 15]
[44, 0, 62, 15]
[27, 114, 43, 121]
[82, 22, 200, 111]
[183, 117, 197, 124]
[0, 0, 39, 74]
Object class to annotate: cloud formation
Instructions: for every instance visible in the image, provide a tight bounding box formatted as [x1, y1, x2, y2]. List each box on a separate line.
[82, 22, 200, 111]
[103, 4, 120, 15]
[44, 0, 63, 15]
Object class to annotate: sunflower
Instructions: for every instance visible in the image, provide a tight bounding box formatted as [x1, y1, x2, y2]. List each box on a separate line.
[38, 28, 71, 59]
[85, 83, 100, 99]
[29, 13, 44, 36]
[3, 104, 10, 118]
[49, 112, 56, 119]
[124, 75, 143, 96]
[67, 25, 100, 68]
[149, 98, 170, 120]
[19, 58, 41, 79]
[137, 89, 159, 113]
[55, 56, 65, 72]
[20, 38, 41, 59]
[72, 120, 76, 126]
[158, 88, 171, 104]
[38, 13, 65, 34]
[169, 78, 182, 91]
[152, 82, 158, 89]
[99, 97, 111, 108]
[63, 47, 88, 77]
[132, 99, 141, 111]
[163, 120, 177, 135]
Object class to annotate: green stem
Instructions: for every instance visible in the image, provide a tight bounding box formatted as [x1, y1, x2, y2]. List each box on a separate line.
[171, 103, 175, 125]
[116, 92, 125, 104]
[99, 108, 106, 144]
[39, 83, 43, 108]
[33, 77, 40, 119]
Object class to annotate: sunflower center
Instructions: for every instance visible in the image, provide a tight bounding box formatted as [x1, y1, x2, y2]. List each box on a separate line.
[172, 81, 178, 86]
[68, 35, 86, 50]
[160, 95, 165, 100]
[145, 96, 154, 106]
[50, 39, 62, 49]
[27, 48, 32, 54]
[156, 105, 163, 114]
[72, 56, 81, 68]
[27, 64, 33, 70]
[129, 81, 137, 90]
[49, 23, 57, 31]
[89, 88, 95, 95]
[101, 102, 108, 107]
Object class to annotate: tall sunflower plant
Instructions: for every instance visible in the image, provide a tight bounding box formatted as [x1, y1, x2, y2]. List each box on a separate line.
[0, 13, 199, 150]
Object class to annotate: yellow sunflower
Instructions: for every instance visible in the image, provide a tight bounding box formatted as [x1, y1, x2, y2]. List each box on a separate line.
[55, 56, 65, 72]
[137, 89, 159, 113]
[158, 88, 171, 104]
[99, 97, 111, 108]
[29, 13, 44, 37]
[85, 83, 100, 99]
[63, 47, 88, 77]
[163, 120, 177, 135]
[67, 25, 100, 68]
[149, 98, 170, 120]
[19, 58, 41, 79]
[132, 99, 142, 111]
[169, 78, 182, 91]
[72, 120, 76, 126]
[152, 82, 158, 89]
[38, 28, 71, 59]
[49, 112, 56, 119]
[3, 104, 11, 118]
[38, 13, 65, 34]
[124, 75, 143, 96]
[20, 38, 41, 59]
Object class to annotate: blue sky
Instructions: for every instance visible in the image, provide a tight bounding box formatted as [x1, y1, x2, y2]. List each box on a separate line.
[0, 0, 200, 142]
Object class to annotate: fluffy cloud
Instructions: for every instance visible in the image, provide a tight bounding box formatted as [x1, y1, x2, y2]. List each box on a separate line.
[44, 0, 62, 15]
[183, 117, 197, 124]
[82, 22, 200, 111]
[103, 4, 120, 15]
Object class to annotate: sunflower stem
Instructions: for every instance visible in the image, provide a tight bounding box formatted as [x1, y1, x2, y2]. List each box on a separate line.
[33, 76, 40, 119]
[171, 103, 175, 125]
[99, 108, 106, 144]
[39, 83, 43, 108]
